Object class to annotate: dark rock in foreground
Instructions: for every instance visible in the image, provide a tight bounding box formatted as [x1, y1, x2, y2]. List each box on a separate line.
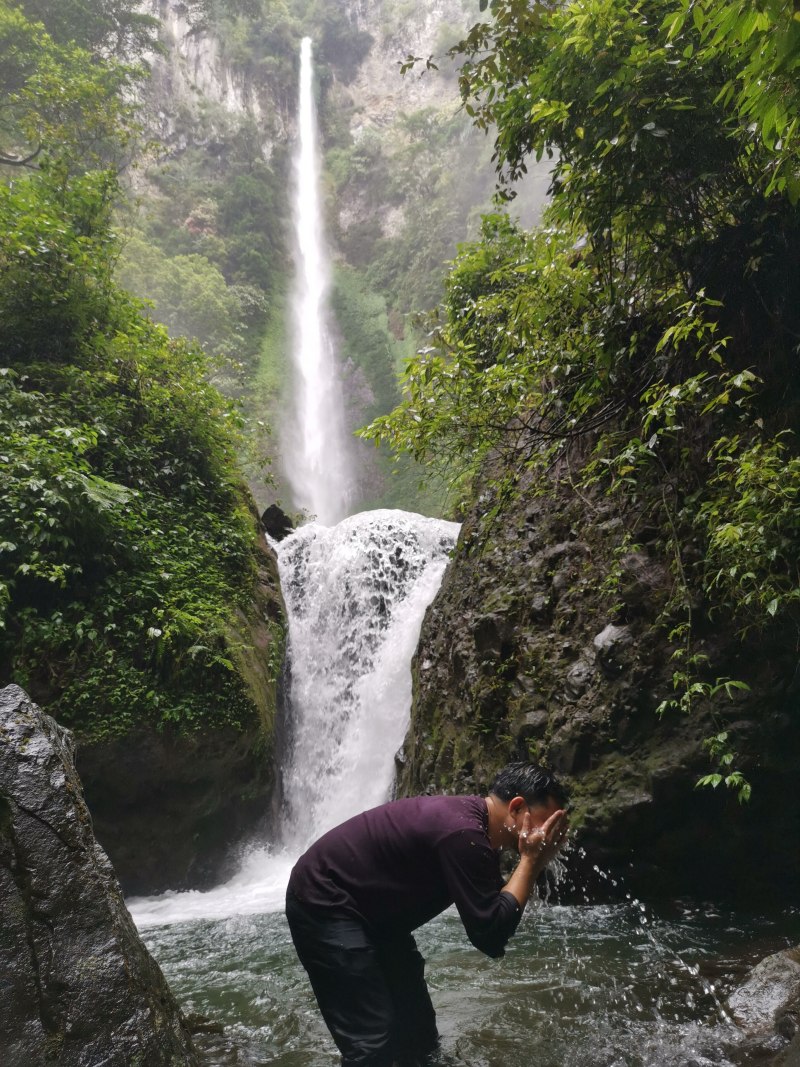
[0, 684, 199, 1067]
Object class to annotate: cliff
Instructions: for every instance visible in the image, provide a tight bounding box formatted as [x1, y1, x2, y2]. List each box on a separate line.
[76, 529, 285, 895]
[399, 459, 800, 902]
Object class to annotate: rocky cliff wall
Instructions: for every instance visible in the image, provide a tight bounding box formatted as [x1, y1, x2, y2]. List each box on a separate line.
[76, 527, 285, 896]
[399, 460, 800, 902]
[137, 0, 287, 158]
[342, 0, 468, 128]
[0, 685, 199, 1065]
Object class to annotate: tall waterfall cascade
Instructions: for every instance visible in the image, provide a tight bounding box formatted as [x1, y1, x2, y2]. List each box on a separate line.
[283, 36, 355, 525]
[127, 37, 460, 931]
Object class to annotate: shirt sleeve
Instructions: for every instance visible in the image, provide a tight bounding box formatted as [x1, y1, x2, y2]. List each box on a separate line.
[437, 829, 523, 958]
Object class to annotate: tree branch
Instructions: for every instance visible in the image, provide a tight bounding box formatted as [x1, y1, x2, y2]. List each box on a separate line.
[0, 145, 42, 168]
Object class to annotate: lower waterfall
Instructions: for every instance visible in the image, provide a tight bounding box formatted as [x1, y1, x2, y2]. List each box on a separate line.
[128, 509, 459, 928]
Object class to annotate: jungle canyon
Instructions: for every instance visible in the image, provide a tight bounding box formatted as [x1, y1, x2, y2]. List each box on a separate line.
[2, 0, 800, 1064]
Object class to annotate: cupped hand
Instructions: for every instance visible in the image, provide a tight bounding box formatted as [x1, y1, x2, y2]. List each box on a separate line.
[518, 808, 569, 865]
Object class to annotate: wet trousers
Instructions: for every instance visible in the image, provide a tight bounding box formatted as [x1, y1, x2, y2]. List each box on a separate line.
[285, 889, 439, 1067]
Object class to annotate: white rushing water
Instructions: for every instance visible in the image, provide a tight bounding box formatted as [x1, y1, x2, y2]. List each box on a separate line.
[279, 510, 460, 841]
[283, 36, 355, 525]
[129, 509, 459, 928]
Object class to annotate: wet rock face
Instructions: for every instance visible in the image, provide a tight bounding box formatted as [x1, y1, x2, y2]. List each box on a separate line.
[76, 722, 272, 896]
[0, 685, 199, 1066]
[399, 466, 800, 902]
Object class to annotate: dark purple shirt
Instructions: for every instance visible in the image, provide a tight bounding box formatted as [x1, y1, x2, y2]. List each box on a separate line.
[287, 795, 522, 958]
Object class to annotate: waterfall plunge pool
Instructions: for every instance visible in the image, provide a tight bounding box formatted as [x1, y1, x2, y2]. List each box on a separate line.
[127, 510, 797, 1064]
[139, 897, 800, 1066]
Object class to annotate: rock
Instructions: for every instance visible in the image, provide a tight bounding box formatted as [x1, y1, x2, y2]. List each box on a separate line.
[770, 1034, 800, 1065]
[529, 593, 551, 621]
[727, 946, 800, 1064]
[565, 657, 595, 700]
[185, 1013, 225, 1036]
[618, 551, 669, 613]
[523, 709, 549, 732]
[76, 721, 274, 895]
[593, 623, 633, 675]
[729, 946, 800, 1038]
[0, 685, 199, 1066]
[261, 503, 294, 542]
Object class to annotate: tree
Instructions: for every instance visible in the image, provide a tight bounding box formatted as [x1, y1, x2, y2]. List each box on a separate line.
[117, 236, 241, 356]
[367, 0, 800, 794]
[12, 0, 158, 56]
[0, 4, 139, 173]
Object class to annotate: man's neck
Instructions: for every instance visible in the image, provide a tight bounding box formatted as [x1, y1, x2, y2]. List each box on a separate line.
[484, 795, 511, 851]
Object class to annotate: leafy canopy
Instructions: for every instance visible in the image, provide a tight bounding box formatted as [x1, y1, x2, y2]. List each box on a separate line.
[0, 0, 271, 739]
[365, 0, 800, 796]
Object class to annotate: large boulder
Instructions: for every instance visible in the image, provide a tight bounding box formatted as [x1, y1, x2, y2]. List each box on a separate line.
[0, 684, 199, 1066]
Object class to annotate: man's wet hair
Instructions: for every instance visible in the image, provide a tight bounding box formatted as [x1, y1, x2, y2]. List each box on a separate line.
[489, 762, 569, 809]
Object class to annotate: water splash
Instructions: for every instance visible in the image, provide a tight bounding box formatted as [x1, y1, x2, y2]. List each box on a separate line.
[283, 36, 355, 524]
[534, 844, 738, 1029]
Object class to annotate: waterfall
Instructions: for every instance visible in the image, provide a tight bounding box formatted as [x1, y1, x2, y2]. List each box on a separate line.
[128, 509, 459, 928]
[278, 510, 460, 843]
[283, 36, 355, 525]
[126, 38, 460, 932]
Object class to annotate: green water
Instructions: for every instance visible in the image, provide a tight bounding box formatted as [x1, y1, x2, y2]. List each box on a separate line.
[141, 902, 800, 1066]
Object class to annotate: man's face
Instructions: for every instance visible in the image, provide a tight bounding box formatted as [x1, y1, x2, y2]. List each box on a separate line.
[508, 794, 563, 836]
[528, 795, 564, 829]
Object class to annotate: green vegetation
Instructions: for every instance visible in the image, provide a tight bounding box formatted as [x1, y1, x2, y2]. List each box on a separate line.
[0, 0, 277, 740]
[365, 0, 800, 791]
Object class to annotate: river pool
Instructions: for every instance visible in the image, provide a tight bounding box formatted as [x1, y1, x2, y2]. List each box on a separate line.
[139, 898, 799, 1066]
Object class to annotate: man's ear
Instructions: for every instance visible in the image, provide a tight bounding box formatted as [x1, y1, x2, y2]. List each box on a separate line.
[508, 796, 526, 817]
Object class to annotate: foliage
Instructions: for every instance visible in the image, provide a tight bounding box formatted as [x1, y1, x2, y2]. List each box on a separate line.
[0, 4, 141, 171]
[367, 0, 800, 792]
[0, 178, 263, 740]
[688, 0, 800, 201]
[363, 107, 500, 316]
[11, 0, 159, 55]
[313, 0, 373, 83]
[217, 165, 288, 292]
[330, 266, 400, 420]
[0, 1, 270, 740]
[117, 235, 241, 357]
[363, 214, 600, 499]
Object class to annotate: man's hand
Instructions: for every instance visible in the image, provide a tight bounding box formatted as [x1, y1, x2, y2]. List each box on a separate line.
[501, 802, 570, 910]
[518, 807, 569, 867]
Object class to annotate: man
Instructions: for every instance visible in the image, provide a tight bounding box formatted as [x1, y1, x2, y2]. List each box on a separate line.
[285, 761, 569, 1066]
